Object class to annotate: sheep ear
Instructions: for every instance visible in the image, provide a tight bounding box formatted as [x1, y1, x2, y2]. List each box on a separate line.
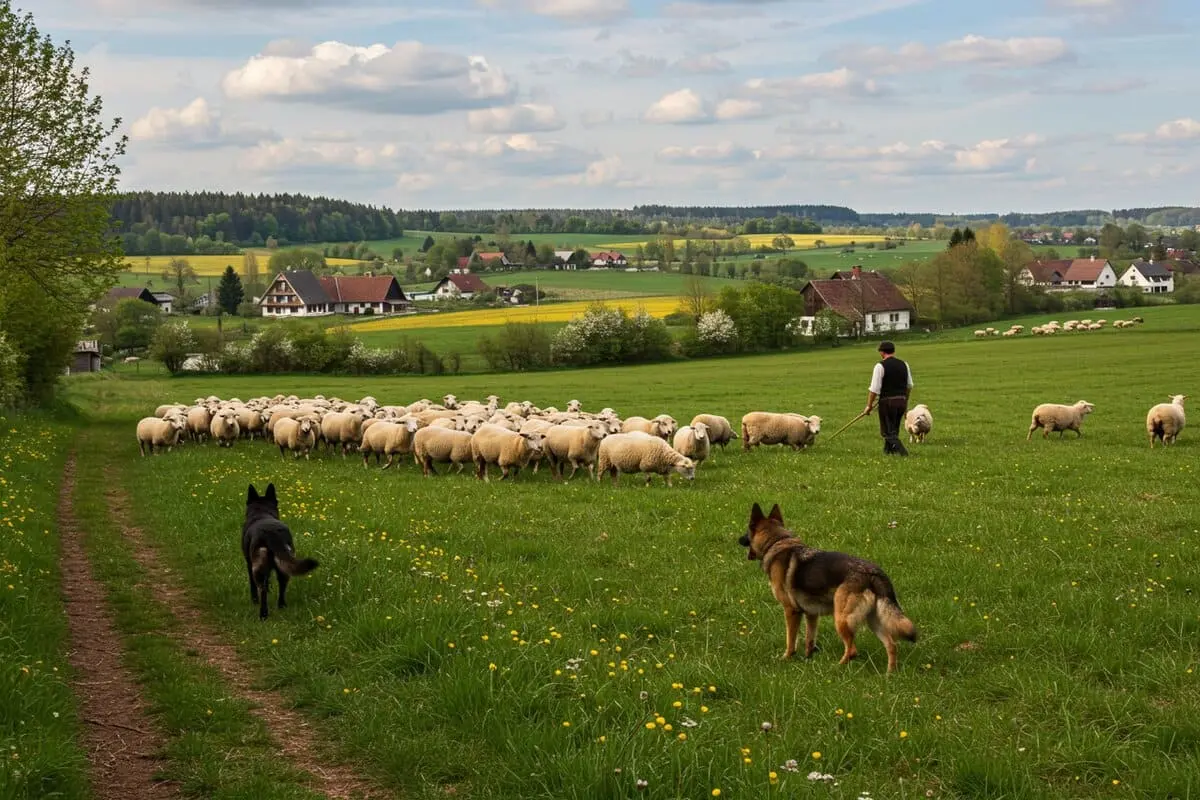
[768, 504, 783, 523]
[247, 484, 259, 502]
[264, 483, 276, 502]
[750, 503, 765, 525]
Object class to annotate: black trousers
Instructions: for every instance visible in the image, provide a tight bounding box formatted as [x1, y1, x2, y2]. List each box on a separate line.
[878, 396, 909, 456]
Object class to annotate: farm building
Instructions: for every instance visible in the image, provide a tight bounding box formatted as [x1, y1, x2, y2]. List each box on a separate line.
[69, 340, 101, 374]
[795, 266, 913, 336]
[150, 292, 175, 313]
[591, 251, 628, 268]
[433, 271, 491, 301]
[1020, 257, 1117, 291]
[105, 286, 158, 306]
[1118, 261, 1174, 293]
[553, 250, 579, 270]
[259, 270, 411, 317]
[1018, 262, 1064, 290]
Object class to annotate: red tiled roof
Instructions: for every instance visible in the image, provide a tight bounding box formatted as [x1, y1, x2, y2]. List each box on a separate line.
[456, 257, 471, 268]
[319, 276, 402, 303]
[1164, 259, 1200, 275]
[803, 271, 912, 321]
[593, 251, 625, 260]
[1061, 258, 1110, 282]
[1023, 262, 1064, 283]
[476, 252, 506, 260]
[448, 273, 490, 293]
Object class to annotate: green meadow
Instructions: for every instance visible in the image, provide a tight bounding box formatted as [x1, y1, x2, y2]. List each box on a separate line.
[8, 304, 1187, 798]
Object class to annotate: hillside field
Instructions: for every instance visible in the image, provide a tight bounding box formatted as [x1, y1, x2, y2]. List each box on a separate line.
[350, 297, 682, 332]
[30, 306, 1199, 798]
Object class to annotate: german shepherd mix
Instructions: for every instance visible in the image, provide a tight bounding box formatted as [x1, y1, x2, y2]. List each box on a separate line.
[243, 483, 319, 620]
[739, 503, 917, 673]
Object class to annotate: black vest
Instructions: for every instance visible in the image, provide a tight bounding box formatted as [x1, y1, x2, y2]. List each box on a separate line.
[880, 357, 908, 397]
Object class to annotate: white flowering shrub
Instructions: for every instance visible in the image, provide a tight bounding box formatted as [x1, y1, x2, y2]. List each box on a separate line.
[247, 327, 295, 372]
[697, 310, 738, 347]
[551, 303, 673, 366]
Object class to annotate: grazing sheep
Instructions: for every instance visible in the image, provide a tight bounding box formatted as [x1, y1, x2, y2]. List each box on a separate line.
[741, 412, 822, 451]
[413, 427, 476, 477]
[208, 408, 241, 447]
[320, 411, 368, 457]
[904, 404, 933, 444]
[1027, 400, 1095, 441]
[155, 403, 187, 418]
[359, 418, 422, 468]
[691, 414, 738, 450]
[470, 424, 546, 481]
[544, 421, 608, 480]
[275, 417, 318, 460]
[672, 423, 711, 467]
[1146, 394, 1187, 447]
[136, 416, 186, 456]
[186, 406, 212, 443]
[974, 330, 987, 338]
[566, 399, 582, 413]
[596, 432, 695, 487]
[621, 415, 670, 439]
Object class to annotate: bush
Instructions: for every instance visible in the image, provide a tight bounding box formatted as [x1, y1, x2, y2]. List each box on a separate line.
[478, 323, 552, 371]
[686, 310, 738, 356]
[150, 320, 196, 375]
[0, 332, 23, 408]
[551, 304, 674, 366]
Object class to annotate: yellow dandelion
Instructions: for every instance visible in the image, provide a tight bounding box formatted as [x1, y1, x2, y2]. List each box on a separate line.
[812, 751, 822, 760]
[701, 706, 709, 713]
[489, 663, 497, 671]
[673, 701, 682, 708]
[677, 733, 687, 741]
[712, 789, 721, 797]
[900, 731, 908, 739]
[562, 721, 571, 727]
[646, 722, 657, 730]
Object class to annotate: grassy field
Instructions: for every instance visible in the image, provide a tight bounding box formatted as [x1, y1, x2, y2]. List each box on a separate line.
[349, 297, 683, 332]
[484, 270, 739, 299]
[50, 306, 1200, 798]
[601, 234, 890, 250]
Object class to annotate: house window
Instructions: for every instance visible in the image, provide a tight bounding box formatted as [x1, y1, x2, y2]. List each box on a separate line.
[889, 313, 900, 322]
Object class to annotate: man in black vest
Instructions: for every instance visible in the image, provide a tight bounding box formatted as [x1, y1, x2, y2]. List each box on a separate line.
[863, 341, 912, 456]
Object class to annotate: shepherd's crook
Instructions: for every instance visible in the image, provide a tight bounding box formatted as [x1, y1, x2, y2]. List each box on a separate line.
[827, 409, 869, 442]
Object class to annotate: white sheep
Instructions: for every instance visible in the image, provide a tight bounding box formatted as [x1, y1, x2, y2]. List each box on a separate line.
[621, 415, 670, 439]
[412, 427, 476, 476]
[358, 418, 422, 468]
[690, 414, 738, 450]
[974, 330, 987, 338]
[208, 408, 241, 447]
[596, 432, 695, 487]
[904, 404, 933, 444]
[155, 403, 187, 418]
[741, 412, 821, 451]
[1027, 400, 1095, 441]
[544, 421, 608, 481]
[566, 399, 582, 413]
[186, 406, 212, 443]
[1146, 395, 1187, 448]
[672, 423, 711, 466]
[274, 417, 318, 459]
[320, 410, 368, 457]
[470, 424, 546, 481]
[136, 416, 186, 456]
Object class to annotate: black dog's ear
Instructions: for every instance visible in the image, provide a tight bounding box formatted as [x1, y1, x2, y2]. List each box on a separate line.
[768, 503, 783, 523]
[247, 484, 259, 502]
[750, 503, 764, 525]
[265, 483, 276, 502]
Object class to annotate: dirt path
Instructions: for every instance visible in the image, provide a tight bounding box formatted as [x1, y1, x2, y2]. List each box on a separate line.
[57, 454, 180, 799]
[103, 482, 387, 800]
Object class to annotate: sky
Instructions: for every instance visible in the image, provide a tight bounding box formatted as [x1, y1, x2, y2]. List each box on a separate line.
[27, 0, 1200, 214]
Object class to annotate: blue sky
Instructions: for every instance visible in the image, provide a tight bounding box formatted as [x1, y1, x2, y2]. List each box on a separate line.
[29, 0, 1200, 213]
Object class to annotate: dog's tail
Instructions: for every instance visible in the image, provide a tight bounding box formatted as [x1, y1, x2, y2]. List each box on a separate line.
[872, 576, 918, 642]
[276, 549, 319, 577]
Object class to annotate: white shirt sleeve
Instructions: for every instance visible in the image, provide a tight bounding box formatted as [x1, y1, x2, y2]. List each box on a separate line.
[868, 362, 884, 394]
[906, 364, 914, 389]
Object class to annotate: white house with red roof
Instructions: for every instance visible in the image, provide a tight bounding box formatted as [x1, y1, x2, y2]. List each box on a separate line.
[258, 270, 410, 316]
[591, 251, 628, 267]
[432, 271, 491, 301]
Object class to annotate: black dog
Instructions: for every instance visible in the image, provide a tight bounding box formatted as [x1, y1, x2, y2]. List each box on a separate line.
[242, 483, 318, 620]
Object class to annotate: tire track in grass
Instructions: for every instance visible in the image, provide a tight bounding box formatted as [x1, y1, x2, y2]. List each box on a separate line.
[57, 453, 181, 799]
[101, 477, 389, 800]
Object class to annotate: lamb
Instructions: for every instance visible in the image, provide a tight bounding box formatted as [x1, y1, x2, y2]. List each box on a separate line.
[358, 418, 422, 468]
[621, 415, 670, 439]
[672, 423, 710, 467]
[596, 432, 695, 487]
[1146, 394, 1187, 447]
[470, 424, 546, 481]
[690, 414, 738, 450]
[904, 404, 933, 444]
[136, 416, 186, 456]
[208, 408, 241, 447]
[1027, 400, 1094, 440]
[320, 410, 368, 457]
[741, 412, 821, 450]
[413, 427, 477, 477]
[275, 417, 318, 459]
[543, 421, 608, 480]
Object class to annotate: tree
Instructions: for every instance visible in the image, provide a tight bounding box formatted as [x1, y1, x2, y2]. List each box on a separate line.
[242, 251, 261, 294]
[1179, 229, 1200, 253]
[679, 275, 715, 319]
[661, 237, 676, 268]
[391, 247, 403, 262]
[1099, 222, 1125, 255]
[536, 243, 555, 266]
[404, 262, 416, 282]
[979, 222, 1011, 255]
[0, 2, 127, 403]
[162, 257, 198, 300]
[420, 235, 435, 252]
[113, 297, 161, 350]
[150, 320, 195, 374]
[894, 260, 926, 323]
[267, 249, 325, 273]
[772, 234, 795, 252]
[217, 265, 244, 315]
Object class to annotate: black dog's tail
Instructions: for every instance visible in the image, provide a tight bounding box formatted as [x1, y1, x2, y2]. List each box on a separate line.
[277, 551, 319, 576]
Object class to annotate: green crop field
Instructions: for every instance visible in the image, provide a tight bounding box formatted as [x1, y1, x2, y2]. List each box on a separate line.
[19, 304, 1195, 798]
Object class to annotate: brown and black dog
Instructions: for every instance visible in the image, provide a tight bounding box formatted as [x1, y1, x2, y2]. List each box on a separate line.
[738, 502, 917, 673]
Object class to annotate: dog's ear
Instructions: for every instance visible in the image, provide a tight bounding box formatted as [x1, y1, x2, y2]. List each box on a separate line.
[768, 503, 783, 523]
[247, 484, 259, 502]
[750, 503, 764, 525]
[265, 483, 276, 502]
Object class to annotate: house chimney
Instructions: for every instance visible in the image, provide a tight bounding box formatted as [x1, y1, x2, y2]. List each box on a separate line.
[1090, 255, 1095, 262]
[851, 265, 862, 279]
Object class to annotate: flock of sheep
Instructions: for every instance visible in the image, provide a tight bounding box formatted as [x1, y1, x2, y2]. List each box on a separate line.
[1025, 395, 1187, 446]
[136, 394, 834, 486]
[975, 316, 1145, 338]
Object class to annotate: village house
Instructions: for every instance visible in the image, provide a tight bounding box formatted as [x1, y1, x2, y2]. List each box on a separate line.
[105, 286, 158, 306]
[1163, 258, 1200, 277]
[1118, 261, 1174, 294]
[1018, 261, 1064, 290]
[432, 270, 491, 301]
[150, 292, 176, 313]
[258, 270, 411, 317]
[794, 266, 914, 336]
[553, 250, 579, 270]
[1021, 257, 1117, 291]
[591, 251, 628, 268]
[475, 251, 513, 268]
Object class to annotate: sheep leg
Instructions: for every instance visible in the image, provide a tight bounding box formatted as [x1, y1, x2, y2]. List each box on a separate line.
[644, 474, 653, 487]
[609, 468, 619, 486]
[362, 451, 370, 468]
[139, 441, 146, 457]
[475, 458, 487, 481]
[665, 473, 673, 488]
[423, 456, 436, 477]
[566, 463, 579, 481]
[382, 454, 395, 470]
[279, 445, 287, 459]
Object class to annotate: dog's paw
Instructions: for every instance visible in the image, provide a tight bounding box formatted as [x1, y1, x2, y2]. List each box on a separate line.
[779, 652, 795, 661]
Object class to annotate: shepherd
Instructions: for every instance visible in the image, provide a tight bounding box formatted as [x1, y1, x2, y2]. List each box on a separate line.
[863, 340, 912, 456]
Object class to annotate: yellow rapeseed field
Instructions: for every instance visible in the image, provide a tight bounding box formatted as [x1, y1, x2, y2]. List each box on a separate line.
[122, 253, 366, 277]
[351, 297, 682, 332]
[599, 233, 888, 250]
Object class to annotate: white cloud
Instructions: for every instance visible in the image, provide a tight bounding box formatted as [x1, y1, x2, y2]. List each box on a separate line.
[129, 97, 275, 147]
[674, 54, 732, 74]
[467, 103, 565, 133]
[616, 50, 668, 78]
[777, 118, 847, 136]
[580, 109, 615, 128]
[759, 133, 1044, 177]
[1116, 118, 1200, 145]
[643, 88, 712, 124]
[830, 35, 1073, 75]
[657, 141, 757, 165]
[714, 98, 767, 121]
[478, 0, 629, 22]
[222, 40, 515, 114]
[396, 172, 435, 192]
[741, 68, 883, 100]
[435, 134, 595, 175]
[241, 138, 406, 172]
